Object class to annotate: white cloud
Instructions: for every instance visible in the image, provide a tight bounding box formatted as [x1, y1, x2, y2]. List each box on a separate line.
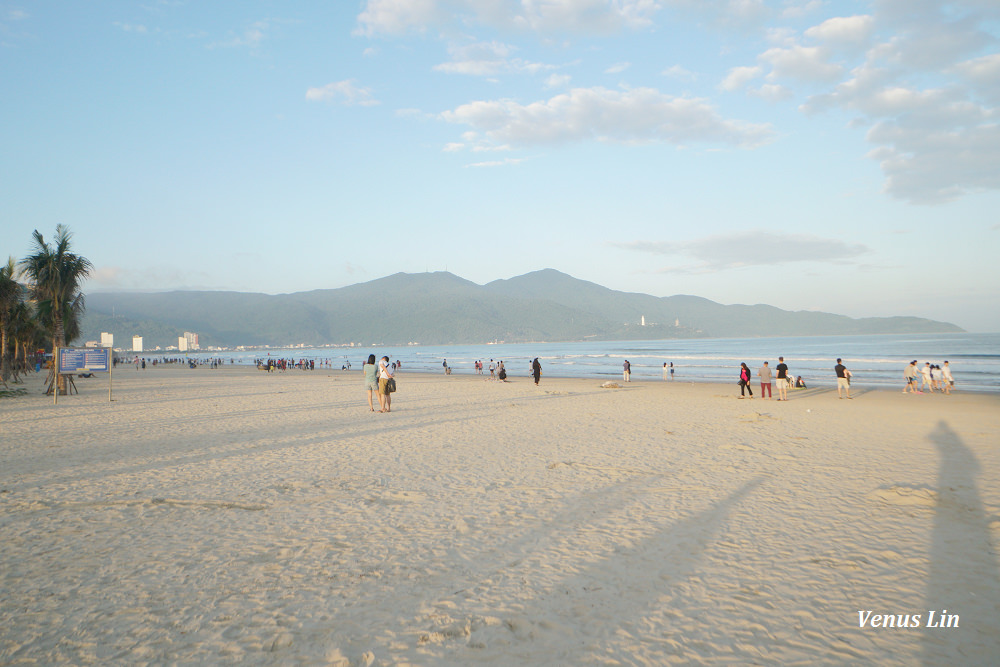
[355, 0, 443, 36]
[306, 80, 380, 106]
[433, 40, 556, 76]
[662, 64, 696, 80]
[440, 86, 775, 149]
[791, 2, 1000, 204]
[780, 0, 823, 20]
[545, 73, 572, 88]
[465, 157, 526, 167]
[605, 62, 631, 74]
[720, 65, 762, 91]
[760, 44, 843, 82]
[953, 53, 1000, 101]
[612, 231, 870, 272]
[804, 15, 874, 48]
[866, 115, 1000, 204]
[356, 0, 662, 36]
[750, 83, 793, 102]
[662, 0, 769, 26]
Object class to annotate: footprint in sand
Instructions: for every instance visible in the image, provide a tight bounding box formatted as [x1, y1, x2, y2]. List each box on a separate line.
[869, 484, 939, 508]
[719, 444, 756, 452]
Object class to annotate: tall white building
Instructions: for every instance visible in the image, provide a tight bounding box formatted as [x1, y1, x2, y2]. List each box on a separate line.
[183, 332, 200, 350]
[132, 336, 143, 353]
[101, 332, 114, 348]
[178, 336, 188, 352]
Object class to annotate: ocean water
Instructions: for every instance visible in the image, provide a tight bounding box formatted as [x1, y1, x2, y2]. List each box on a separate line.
[182, 333, 1000, 394]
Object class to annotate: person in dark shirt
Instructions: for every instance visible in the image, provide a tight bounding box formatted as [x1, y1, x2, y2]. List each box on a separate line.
[835, 358, 851, 399]
[775, 356, 789, 401]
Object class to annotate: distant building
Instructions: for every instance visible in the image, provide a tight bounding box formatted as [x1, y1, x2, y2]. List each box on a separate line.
[183, 331, 200, 350]
[178, 336, 188, 352]
[641, 315, 646, 326]
[132, 336, 143, 353]
[101, 332, 114, 348]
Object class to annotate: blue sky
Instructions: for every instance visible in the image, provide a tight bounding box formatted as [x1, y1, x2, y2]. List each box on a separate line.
[2, 1, 998, 332]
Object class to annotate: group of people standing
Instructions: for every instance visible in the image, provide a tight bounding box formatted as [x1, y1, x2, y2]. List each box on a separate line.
[471, 359, 507, 380]
[738, 356, 799, 400]
[903, 360, 954, 394]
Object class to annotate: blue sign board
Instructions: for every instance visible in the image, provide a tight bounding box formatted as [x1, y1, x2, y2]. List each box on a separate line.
[59, 347, 111, 373]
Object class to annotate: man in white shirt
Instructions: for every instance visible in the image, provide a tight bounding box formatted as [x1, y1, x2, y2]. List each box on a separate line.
[378, 356, 394, 412]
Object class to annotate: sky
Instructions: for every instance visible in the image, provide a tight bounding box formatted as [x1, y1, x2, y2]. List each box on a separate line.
[2, 1, 999, 332]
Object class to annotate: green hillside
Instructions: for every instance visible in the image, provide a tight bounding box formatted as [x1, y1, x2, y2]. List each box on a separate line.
[80, 270, 963, 349]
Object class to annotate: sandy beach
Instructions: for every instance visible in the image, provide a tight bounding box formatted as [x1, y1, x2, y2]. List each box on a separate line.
[1, 366, 998, 665]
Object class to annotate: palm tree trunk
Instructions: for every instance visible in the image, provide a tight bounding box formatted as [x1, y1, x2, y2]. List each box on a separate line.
[1, 325, 8, 386]
[49, 313, 66, 395]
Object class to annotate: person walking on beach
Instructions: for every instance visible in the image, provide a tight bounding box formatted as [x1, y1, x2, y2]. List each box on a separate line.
[378, 355, 394, 412]
[775, 357, 789, 401]
[663, 362, 668, 381]
[835, 358, 852, 399]
[920, 362, 933, 392]
[738, 362, 753, 398]
[623, 360, 631, 382]
[489, 359, 495, 379]
[942, 361, 954, 394]
[903, 360, 919, 394]
[532, 357, 542, 385]
[931, 364, 944, 391]
[362, 354, 378, 411]
[669, 362, 674, 380]
[758, 361, 772, 399]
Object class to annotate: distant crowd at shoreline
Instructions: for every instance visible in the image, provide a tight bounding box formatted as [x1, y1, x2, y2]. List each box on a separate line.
[100, 352, 973, 396]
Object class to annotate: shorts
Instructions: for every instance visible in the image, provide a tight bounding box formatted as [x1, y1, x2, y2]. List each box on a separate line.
[906, 377, 916, 385]
[837, 377, 850, 389]
[365, 379, 378, 391]
[379, 378, 390, 395]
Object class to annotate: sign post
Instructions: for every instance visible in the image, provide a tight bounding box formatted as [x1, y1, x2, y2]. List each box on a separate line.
[57, 347, 113, 402]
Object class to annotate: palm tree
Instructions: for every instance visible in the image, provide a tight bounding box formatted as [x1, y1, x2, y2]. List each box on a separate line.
[0, 256, 23, 384]
[19, 225, 93, 394]
[8, 301, 41, 382]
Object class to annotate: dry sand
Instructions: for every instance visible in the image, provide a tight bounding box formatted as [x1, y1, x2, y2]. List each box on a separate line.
[1, 366, 998, 665]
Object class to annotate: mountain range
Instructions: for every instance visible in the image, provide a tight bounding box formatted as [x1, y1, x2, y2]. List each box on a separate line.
[80, 269, 963, 349]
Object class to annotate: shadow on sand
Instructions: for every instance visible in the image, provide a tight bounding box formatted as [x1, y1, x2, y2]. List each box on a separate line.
[922, 420, 1000, 665]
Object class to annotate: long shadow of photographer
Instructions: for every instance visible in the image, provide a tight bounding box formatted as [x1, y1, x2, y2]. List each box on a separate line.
[922, 420, 1000, 665]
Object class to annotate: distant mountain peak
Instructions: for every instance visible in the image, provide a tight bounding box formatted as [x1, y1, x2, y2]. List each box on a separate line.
[81, 269, 964, 348]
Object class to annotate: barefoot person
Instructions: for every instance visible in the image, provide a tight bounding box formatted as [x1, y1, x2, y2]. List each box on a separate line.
[835, 358, 852, 399]
[532, 357, 542, 385]
[942, 361, 954, 394]
[378, 355, 394, 412]
[738, 362, 753, 399]
[903, 360, 919, 394]
[775, 357, 789, 401]
[363, 354, 378, 411]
